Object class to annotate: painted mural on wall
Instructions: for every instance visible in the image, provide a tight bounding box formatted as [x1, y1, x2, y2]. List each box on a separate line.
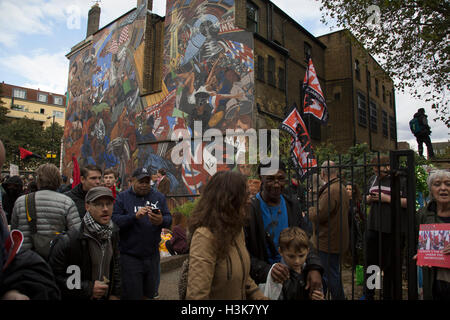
[63, 0, 254, 195]
[64, 4, 148, 187]
[149, 0, 255, 194]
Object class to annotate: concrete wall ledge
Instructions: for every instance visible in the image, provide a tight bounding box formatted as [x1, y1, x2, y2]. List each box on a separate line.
[160, 254, 188, 273]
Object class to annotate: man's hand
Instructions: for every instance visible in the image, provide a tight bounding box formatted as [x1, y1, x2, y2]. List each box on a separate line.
[109, 295, 120, 300]
[148, 209, 163, 226]
[270, 263, 290, 283]
[135, 207, 148, 219]
[1, 290, 30, 300]
[305, 270, 322, 299]
[310, 289, 325, 300]
[91, 280, 109, 299]
[369, 192, 391, 203]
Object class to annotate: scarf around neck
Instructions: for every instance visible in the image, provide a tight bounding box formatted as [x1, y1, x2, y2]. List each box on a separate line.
[83, 211, 113, 242]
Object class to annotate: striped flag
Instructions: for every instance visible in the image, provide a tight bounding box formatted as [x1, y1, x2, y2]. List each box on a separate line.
[119, 25, 129, 45]
[223, 40, 254, 72]
[280, 105, 317, 178]
[303, 58, 328, 123]
[108, 40, 119, 54]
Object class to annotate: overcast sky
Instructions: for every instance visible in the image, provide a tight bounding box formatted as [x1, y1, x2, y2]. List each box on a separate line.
[0, 0, 447, 150]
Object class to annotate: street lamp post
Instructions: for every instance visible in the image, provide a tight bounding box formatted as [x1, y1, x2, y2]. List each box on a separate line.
[47, 115, 55, 163]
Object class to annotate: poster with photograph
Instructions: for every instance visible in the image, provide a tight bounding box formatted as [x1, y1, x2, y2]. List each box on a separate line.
[417, 224, 450, 268]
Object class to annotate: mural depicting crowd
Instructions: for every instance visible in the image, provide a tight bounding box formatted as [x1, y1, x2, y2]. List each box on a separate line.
[63, 0, 255, 196]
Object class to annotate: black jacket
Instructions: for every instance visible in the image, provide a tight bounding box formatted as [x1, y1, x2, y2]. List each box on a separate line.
[413, 111, 431, 136]
[244, 194, 323, 284]
[64, 183, 87, 219]
[48, 223, 121, 300]
[0, 249, 61, 300]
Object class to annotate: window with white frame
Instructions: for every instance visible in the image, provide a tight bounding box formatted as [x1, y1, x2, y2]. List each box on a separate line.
[38, 93, 48, 103]
[13, 88, 26, 99]
[53, 110, 64, 118]
[53, 96, 63, 105]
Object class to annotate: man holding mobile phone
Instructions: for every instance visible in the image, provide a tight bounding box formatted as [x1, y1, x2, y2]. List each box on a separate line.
[112, 167, 172, 300]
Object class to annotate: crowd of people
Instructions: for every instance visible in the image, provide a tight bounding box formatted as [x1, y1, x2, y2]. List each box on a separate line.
[0, 137, 449, 300]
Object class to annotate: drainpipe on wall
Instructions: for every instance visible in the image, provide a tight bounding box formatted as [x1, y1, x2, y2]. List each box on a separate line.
[349, 43, 356, 147]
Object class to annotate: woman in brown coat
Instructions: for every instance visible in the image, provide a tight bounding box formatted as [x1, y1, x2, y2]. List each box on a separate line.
[186, 171, 267, 300]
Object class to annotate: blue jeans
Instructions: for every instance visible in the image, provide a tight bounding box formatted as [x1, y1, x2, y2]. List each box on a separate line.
[120, 252, 160, 300]
[318, 251, 346, 300]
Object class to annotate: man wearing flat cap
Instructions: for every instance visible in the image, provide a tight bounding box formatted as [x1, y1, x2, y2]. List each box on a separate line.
[49, 186, 121, 300]
[112, 167, 172, 300]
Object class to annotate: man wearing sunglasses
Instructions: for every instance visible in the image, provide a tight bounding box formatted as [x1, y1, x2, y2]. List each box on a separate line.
[244, 161, 324, 299]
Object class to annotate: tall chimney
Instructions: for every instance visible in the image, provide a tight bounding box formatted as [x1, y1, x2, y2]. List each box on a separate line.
[86, 3, 101, 37]
[137, 0, 153, 11]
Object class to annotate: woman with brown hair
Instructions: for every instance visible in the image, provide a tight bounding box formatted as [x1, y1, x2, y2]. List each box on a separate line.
[186, 170, 267, 300]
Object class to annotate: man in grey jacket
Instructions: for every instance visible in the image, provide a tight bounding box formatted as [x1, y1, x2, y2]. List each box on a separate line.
[11, 163, 81, 257]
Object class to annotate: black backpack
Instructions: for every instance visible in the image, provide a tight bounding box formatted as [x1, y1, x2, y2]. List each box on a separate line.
[25, 193, 60, 261]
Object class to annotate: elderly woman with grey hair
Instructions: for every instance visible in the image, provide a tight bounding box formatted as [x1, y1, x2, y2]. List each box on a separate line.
[415, 169, 450, 300]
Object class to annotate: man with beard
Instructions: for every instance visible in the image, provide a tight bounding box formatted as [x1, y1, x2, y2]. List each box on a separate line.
[244, 161, 324, 299]
[112, 167, 172, 300]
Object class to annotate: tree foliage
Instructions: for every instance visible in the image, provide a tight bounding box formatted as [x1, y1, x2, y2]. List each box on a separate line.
[319, 0, 450, 126]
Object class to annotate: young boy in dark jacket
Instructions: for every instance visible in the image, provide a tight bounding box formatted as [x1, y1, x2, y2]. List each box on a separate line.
[263, 227, 325, 300]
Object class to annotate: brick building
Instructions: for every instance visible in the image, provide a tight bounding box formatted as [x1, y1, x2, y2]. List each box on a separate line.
[0, 82, 66, 128]
[63, 0, 398, 195]
[318, 30, 398, 152]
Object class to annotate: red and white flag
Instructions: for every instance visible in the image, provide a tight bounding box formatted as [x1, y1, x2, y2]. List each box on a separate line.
[303, 58, 328, 123]
[280, 105, 317, 178]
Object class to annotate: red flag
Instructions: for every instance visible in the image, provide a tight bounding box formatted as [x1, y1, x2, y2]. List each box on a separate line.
[303, 58, 328, 123]
[72, 156, 81, 188]
[280, 106, 317, 178]
[19, 147, 42, 160]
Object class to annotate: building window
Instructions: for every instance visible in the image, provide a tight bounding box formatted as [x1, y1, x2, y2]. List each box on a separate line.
[357, 92, 367, 127]
[334, 92, 341, 101]
[304, 42, 312, 62]
[38, 93, 48, 103]
[375, 79, 379, 97]
[53, 110, 64, 119]
[256, 55, 265, 81]
[268, 55, 275, 86]
[382, 85, 386, 103]
[40, 108, 45, 114]
[53, 96, 63, 105]
[382, 110, 388, 137]
[355, 60, 360, 81]
[13, 88, 26, 99]
[389, 116, 396, 140]
[369, 101, 378, 132]
[389, 90, 394, 108]
[278, 67, 285, 91]
[366, 70, 371, 91]
[246, 1, 258, 33]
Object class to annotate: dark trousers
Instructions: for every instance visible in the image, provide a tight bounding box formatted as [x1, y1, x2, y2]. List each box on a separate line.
[416, 134, 434, 158]
[364, 230, 405, 300]
[318, 251, 346, 300]
[120, 252, 160, 300]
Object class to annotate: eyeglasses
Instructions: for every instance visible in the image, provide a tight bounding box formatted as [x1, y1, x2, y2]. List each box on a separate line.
[91, 201, 114, 209]
[265, 176, 287, 185]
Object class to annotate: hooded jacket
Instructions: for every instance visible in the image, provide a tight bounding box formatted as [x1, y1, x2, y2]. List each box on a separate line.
[64, 183, 88, 219]
[112, 187, 172, 258]
[413, 111, 431, 136]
